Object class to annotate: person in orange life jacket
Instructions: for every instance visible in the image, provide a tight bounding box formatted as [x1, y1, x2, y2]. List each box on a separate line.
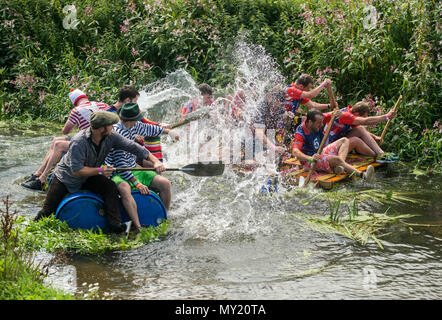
[323, 101, 397, 157]
[108, 86, 180, 163]
[21, 89, 112, 191]
[180, 83, 214, 121]
[291, 109, 375, 181]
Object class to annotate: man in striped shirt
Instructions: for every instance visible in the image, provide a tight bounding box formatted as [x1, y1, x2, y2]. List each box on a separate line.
[105, 102, 172, 231]
[22, 89, 112, 190]
[107, 85, 180, 162]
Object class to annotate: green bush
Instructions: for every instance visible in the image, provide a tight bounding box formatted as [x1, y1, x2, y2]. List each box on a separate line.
[0, 0, 440, 169]
[0, 196, 74, 300]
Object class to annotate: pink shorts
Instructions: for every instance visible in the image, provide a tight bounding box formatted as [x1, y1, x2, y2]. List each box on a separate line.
[303, 144, 338, 173]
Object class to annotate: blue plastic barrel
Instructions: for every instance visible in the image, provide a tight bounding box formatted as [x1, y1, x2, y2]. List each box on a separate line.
[55, 190, 167, 232]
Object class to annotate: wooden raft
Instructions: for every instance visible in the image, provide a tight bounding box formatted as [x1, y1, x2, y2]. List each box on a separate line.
[279, 154, 386, 189]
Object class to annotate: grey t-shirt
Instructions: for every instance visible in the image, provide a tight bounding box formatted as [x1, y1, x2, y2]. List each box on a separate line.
[54, 127, 149, 192]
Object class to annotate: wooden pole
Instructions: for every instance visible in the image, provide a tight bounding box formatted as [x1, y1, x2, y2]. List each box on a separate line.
[379, 95, 402, 145]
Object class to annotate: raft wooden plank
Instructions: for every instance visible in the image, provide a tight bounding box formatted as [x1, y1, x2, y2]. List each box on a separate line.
[320, 161, 385, 189]
[346, 154, 375, 160]
[283, 158, 301, 166]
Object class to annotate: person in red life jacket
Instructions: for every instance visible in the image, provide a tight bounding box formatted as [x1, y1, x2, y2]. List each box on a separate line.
[180, 83, 214, 121]
[291, 109, 375, 182]
[21, 89, 113, 190]
[323, 101, 397, 157]
[224, 89, 246, 123]
[284, 74, 333, 115]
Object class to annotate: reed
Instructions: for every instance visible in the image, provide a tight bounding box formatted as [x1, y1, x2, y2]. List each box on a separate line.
[293, 197, 416, 249]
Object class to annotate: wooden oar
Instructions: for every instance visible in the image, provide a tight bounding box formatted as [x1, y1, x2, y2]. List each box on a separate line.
[115, 162, 225, 177]
[170, 105, 212, 129]
[379, 94, 402, 145]
[326, 82, 338, 110]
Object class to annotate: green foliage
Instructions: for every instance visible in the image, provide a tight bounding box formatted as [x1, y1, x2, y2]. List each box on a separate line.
[18, 215, 170, 255]
[0, 0, 440, 169]
[295, 200, 416, 249]
[0, 196, 74, 300]
[1, 194, 169, 299]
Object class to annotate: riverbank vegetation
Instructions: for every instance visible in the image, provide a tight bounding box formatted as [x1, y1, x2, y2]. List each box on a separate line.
[0, 196, 74, 299]
[0, 195, 169, 299]
[1, 0, 440, 170]
[293, 196, 417, 249]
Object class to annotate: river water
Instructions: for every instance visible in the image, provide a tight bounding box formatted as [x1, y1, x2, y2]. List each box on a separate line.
[1, 42, 441, 300]
[2, 114, 441, 300]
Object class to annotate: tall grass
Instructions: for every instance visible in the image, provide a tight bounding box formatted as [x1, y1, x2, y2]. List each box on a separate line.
[0, 196, 74, 300]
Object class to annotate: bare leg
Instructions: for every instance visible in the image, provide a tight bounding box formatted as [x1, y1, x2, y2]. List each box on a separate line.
[39, 140, 69, 182]
[34, 137, 68, 176]
[347, 126, 384, 155]
[325, 139, 361, 176]
[328, 155, 361, 176]
[325, 137, 350, 159]
[118, 181, 142, 229]
[149, 175, 171, 211]
[348, 136, 376, 156]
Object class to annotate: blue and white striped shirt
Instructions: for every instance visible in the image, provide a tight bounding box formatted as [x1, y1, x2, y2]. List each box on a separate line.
[105, 121, 164, 181]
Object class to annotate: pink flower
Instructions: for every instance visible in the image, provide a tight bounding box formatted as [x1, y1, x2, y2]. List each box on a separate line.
[434, 120, 439, 128]
[390, 65, 395, 71]
[120, 25, 127, 33]
[126, 1, 135, 11]
[131, 47, 139, 56]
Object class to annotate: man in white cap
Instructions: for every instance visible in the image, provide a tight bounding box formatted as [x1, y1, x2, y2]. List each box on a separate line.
[21, 89, 111, 190]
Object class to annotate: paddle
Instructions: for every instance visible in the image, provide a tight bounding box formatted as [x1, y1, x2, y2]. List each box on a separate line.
[300, 84, 339, 187]
[115, 161, 225, 177]
[379, 95, 402, 146]
[170, 105, 212, 129]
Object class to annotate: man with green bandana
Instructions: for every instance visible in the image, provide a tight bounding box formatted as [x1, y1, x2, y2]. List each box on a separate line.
[105, 103, 172, 233]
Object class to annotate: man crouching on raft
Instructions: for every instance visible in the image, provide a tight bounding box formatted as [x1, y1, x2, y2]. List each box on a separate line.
[291, 109, 375, 182]
[33, 111, 166, 233]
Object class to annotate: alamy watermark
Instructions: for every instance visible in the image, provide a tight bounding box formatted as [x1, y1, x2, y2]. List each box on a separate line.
[363, 5, 378, 30]
[176, 120, 279, 168]
[362, 265, 378, 291]
[62, 5, 79, 30]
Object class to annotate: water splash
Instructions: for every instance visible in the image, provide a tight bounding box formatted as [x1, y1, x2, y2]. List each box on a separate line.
[137, 39, 290, 242]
